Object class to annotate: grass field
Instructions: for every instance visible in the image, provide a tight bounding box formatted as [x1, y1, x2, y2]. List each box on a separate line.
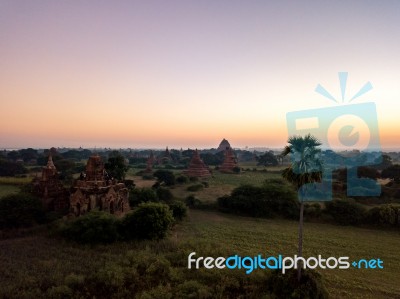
[0, 184, 21, 198]
[0, 176, 33, 185]
[182, 210, 400, 298]
[1, 166, 399, 298]
[130, 167, 283, 203]
[0, 209, 399, 298]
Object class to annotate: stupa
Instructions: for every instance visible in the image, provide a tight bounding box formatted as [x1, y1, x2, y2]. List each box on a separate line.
[32, 154, 69, 211]
[183, 149, 211, 178]
[219, 147, 238, 173]
[158, 146, 173, 164]
[69, 154, 130, 217]
[217, 138, 231, 152]
[144, 151, 155, 173]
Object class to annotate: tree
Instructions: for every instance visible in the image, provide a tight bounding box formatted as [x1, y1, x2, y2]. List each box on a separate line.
[257, 151, 278, 166]
[373, 154, 393, 170]
[153, 169, 176, 186]
[281, 134, 323, 281]
[105, 151, 128, 181]
[0, 159, 28, 176]
[381, 165, 400, 183]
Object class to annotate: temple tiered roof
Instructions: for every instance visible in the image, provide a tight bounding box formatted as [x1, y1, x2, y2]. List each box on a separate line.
[183, 149, 211, 178]
[219, 147, 238, 173]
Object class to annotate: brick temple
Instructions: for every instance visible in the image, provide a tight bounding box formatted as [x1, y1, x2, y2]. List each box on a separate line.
[69, 154, 130, 216]
[219, 147, 238, 173]
[183, 149, 211, 178]
[217, 138, 231, 152]
[32, 155, 69, 211]
[144, 151, 155, 173]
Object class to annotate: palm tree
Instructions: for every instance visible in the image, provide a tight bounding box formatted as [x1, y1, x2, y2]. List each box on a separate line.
[281, 134, 323, 281]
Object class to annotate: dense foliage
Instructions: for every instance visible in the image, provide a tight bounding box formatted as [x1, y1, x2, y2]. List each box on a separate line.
[153, 170, 176, 186]
[324, 199, 366, 226]
[0, 193, 45, 229]
[217, 180, 298, 219]
[120, 202, 174, 240]
[365, 204, 400, 227]
[0, 159, 28, 177]
[267, 269, 329, 299]
[105, 151, 129, 180]
[60, 211, 119, 244]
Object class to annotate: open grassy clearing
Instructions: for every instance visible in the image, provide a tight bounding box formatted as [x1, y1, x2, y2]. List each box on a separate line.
[171, 171, 282, 203]
[180, 210, 400, 299]
[0, 184, 21, 198]
[127, 167, 283, 203]
[0, 176, 33, 185]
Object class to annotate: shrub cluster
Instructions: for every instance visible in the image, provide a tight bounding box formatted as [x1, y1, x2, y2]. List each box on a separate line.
[12, 244, 272, 299]
[129, 187, 174, 206]
[153, 170, 176, 186]
[217, 180, 298, 219]
[60, 202, 176, 244]
[324, 199, 366, 226]
[0, 193, 46, 229]
[186, 184, 204, 192]
[365, 204, 400, 227]
[120, 202, 174, 240]
[60, 211, 119, 244]
[267, 269, 329, 299]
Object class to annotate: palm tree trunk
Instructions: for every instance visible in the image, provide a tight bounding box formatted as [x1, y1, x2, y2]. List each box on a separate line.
[297, 201, 304, 282]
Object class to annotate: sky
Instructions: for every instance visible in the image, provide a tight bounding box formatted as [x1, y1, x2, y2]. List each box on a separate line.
[1, 0, 400, 149]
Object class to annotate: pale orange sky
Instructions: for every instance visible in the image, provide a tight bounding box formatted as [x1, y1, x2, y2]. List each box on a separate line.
[1, 1, 399, 149]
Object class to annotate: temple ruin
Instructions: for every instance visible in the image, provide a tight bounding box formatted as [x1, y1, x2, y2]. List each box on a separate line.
[32, 155, 69, 211]
[69, 154, 130, 217]
[183, 149, 211, 178]
[217, 138, 231, 152]
[144, 151, 155, 173]
[219, 147, 238, 173]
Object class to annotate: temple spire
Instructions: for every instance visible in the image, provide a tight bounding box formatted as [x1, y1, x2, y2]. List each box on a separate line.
[46, 154, 56, 169]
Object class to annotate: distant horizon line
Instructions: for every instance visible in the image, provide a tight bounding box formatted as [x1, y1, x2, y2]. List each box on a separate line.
[2, 146, 400, 152]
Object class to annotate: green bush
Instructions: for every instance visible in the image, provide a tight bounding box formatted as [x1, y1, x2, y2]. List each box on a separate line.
[201, 181, 209, 188]
[325, 199, 366, 225]
[217, 181, 298, 219]
[187, 184, 204, 192]
[120, 202, 173, 240]
[169, 201, 187, 221]
[156, 187, 174, 203]
[142, 174, 154, 180]
[60, 211, 119, 244]
[185, 195, 201, 208]
[0, 193, 46, 229]
[189, 176, 199, 182]
[175, 280, 212, 298]
[304, 203, 322, 219]
[129, 188, 158, 206]
[176, 175, 189, 184]
[153, 170, 176, 186]
[232, 166, 241, 173]
[365, 204, 400, 227]
[267, 269, 328, 299]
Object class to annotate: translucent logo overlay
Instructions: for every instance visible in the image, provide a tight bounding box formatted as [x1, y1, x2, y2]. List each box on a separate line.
[286, 72, 382, 201]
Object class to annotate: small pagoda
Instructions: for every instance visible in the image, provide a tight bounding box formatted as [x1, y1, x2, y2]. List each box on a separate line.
[32, 154, 69, 211]
[144, 151, 155, 173]
[183, 149, 211, 178]
[219, 147, 238, 173]
[158, 146, 173, 164]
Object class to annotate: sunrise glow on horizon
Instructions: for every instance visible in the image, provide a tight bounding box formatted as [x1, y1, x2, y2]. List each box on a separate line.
[1, 1, 400, 150]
